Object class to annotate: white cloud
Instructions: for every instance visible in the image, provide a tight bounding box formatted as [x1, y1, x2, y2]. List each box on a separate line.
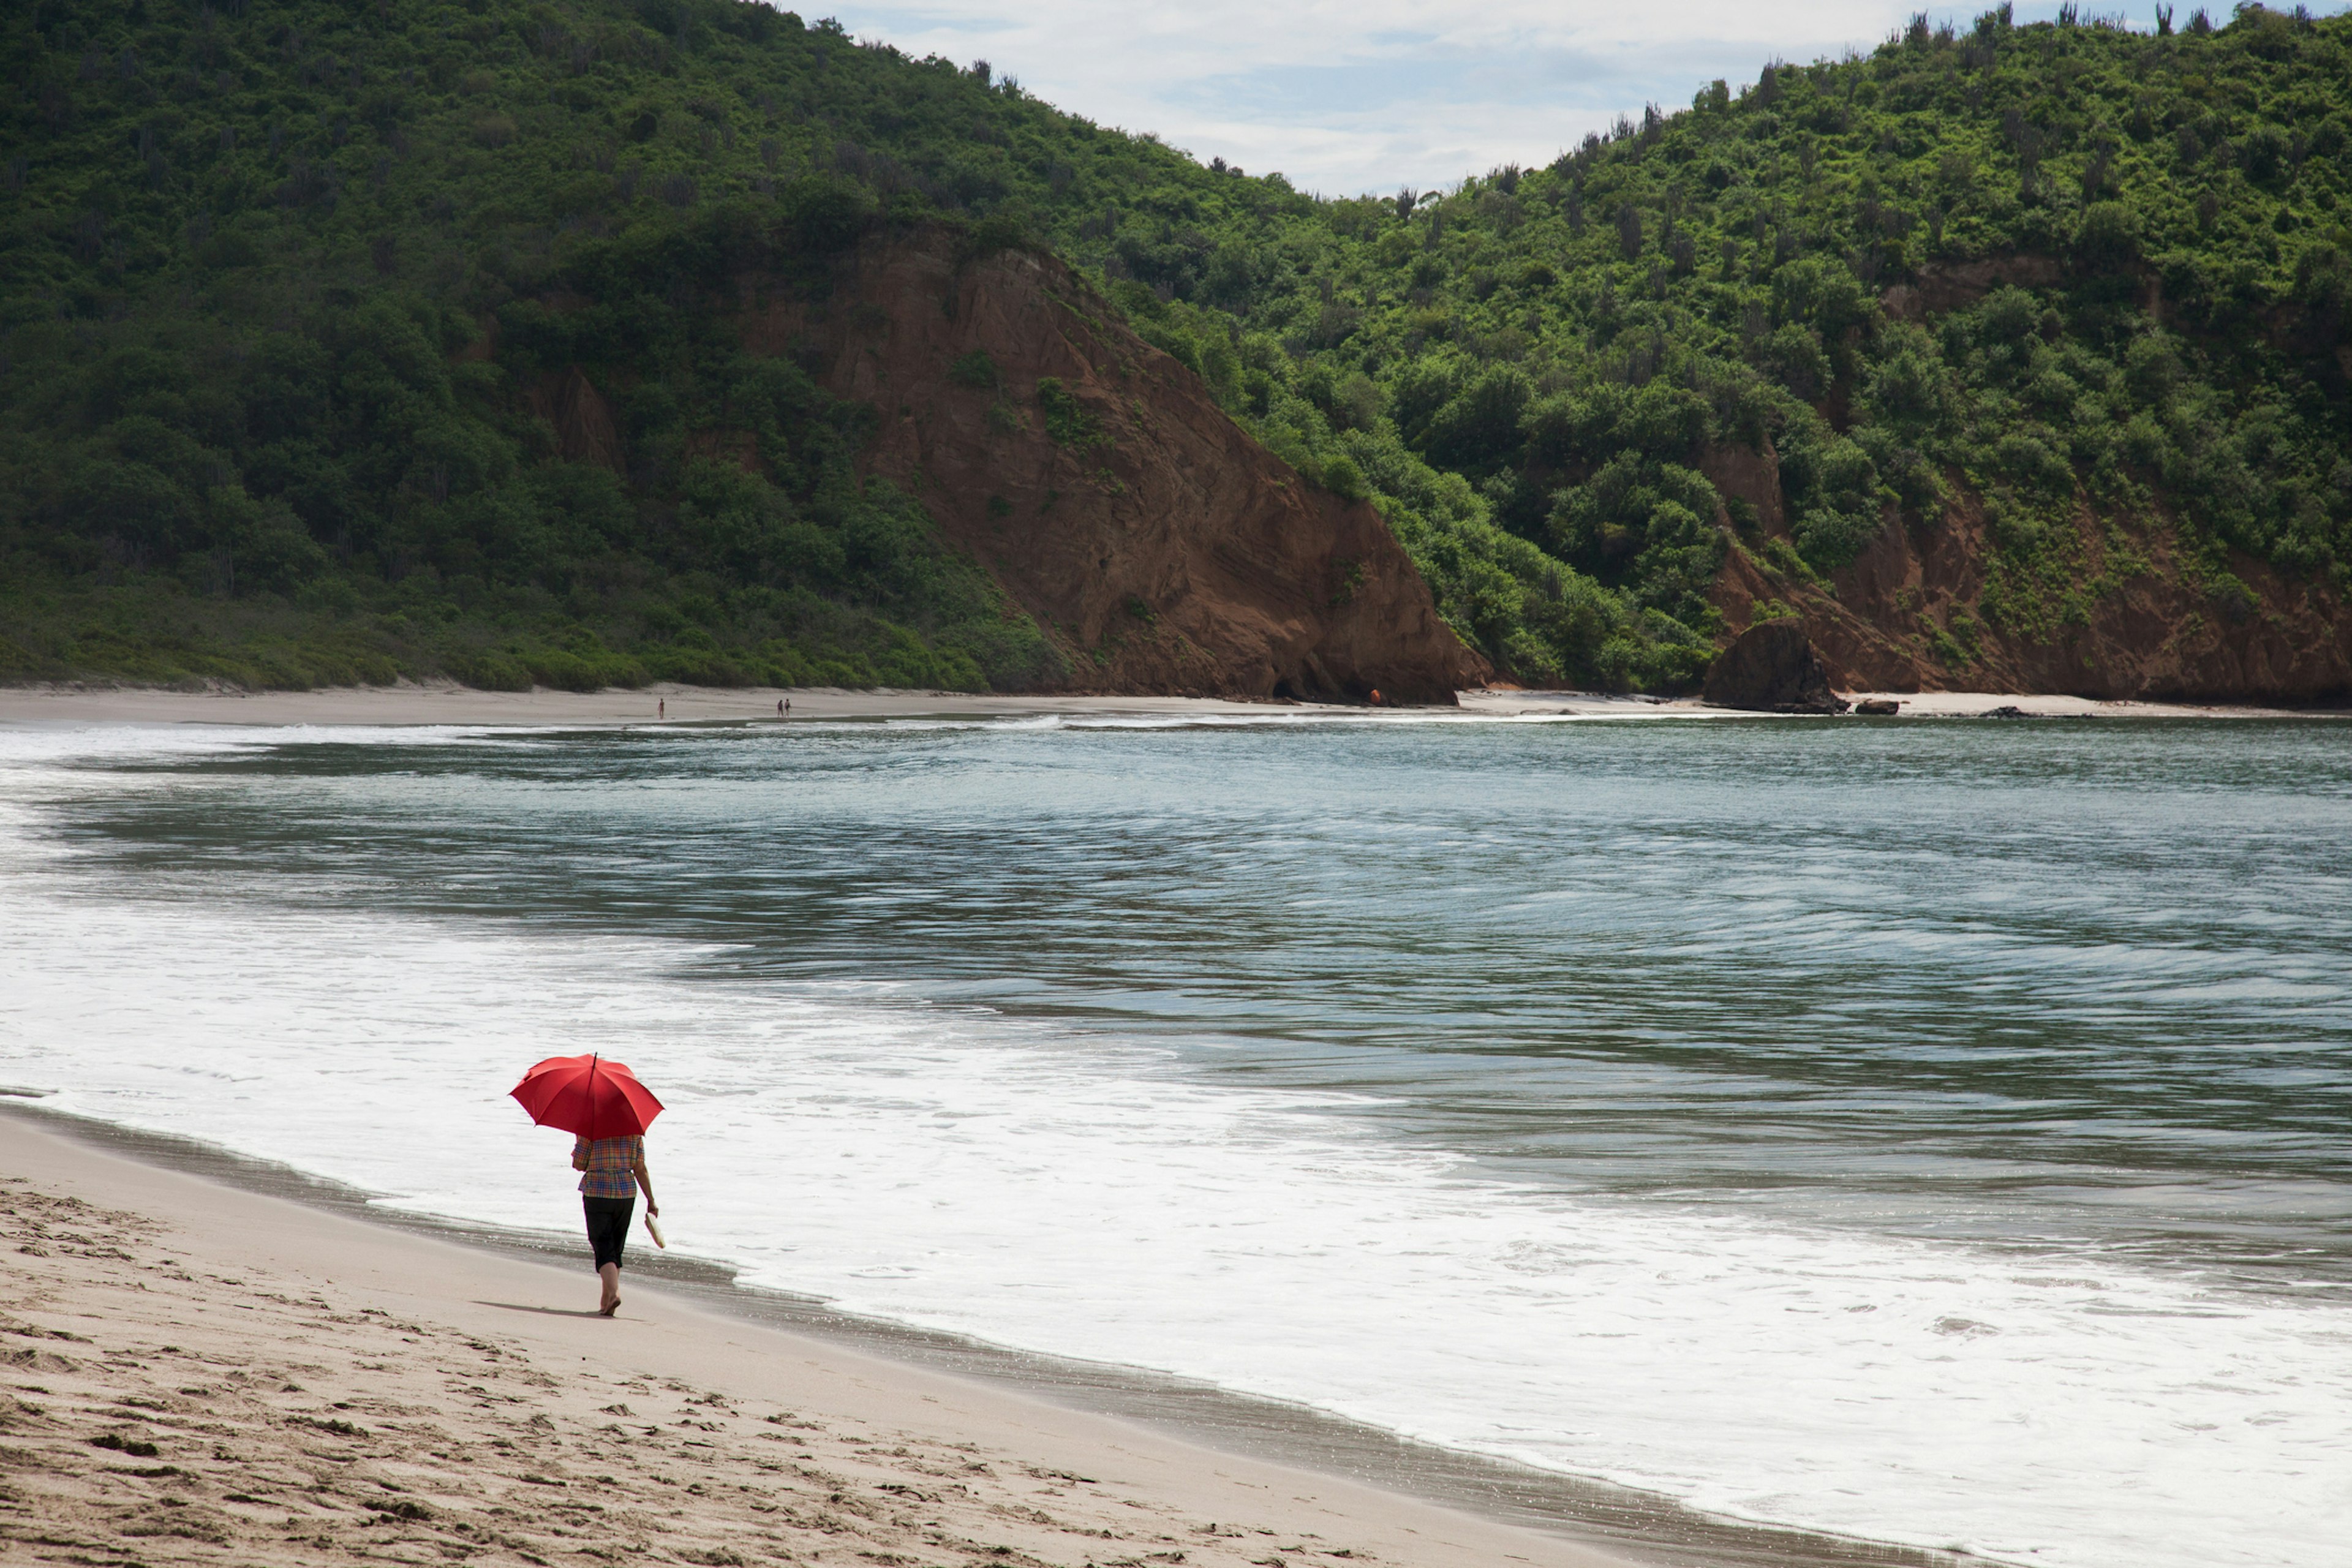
[815, 1, 2001, 192]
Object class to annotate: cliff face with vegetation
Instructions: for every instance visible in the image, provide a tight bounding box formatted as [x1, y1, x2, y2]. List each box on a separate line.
[770, 233, 1485, 701]
[2, 0, 2348, 698]
[0, 0, 1477, 696]
[1062, 5, 2352, 701]
[1713, 434, 2352, 701]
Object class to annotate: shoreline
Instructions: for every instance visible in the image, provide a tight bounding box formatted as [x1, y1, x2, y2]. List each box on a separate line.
[0, 677, 2333, 726]
[1, 1101, 1977, 1568]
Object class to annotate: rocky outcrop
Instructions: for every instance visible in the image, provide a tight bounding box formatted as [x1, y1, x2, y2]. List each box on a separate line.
[1708, 439, 2352, 705]
[1703, 620, 1848, 712]
[735, 230, 1487, 703]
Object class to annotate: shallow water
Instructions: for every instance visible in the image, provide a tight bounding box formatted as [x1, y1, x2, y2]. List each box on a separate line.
[4, 714, 2348, 1567]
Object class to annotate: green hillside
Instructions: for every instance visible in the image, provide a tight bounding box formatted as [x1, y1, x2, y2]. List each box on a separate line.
[1038, 2, 2352, 686]
[3, 0, 2348, 691]
[1, 0, 1133, 689]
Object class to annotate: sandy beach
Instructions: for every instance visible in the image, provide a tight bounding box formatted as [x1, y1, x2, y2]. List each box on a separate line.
[0, 1109, 1645, 1568]
[0, 679, 2323, 727]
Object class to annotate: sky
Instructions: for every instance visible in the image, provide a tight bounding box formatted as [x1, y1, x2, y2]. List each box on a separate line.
[812, 1, 2181, 195]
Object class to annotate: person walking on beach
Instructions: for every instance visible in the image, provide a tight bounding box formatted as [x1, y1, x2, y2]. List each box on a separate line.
[571, 1132, 658, 1316]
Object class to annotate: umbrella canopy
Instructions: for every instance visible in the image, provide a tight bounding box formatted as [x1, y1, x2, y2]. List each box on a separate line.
[510, 1053, 664, 1140]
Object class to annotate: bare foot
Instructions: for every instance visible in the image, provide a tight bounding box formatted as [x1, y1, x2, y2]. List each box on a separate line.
[600, 1295, 620, 1317]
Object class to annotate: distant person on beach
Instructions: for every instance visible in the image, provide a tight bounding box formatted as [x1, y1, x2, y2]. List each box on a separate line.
[658, 698, 666, 719]
[777, 699, 784, 717]
[571, 1133, 658, 1317]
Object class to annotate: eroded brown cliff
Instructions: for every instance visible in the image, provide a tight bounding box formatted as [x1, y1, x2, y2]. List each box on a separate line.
[735, 231, 1487, 703]
[1694, 254, 2352, 703]
[1706, 442, 2352, 703]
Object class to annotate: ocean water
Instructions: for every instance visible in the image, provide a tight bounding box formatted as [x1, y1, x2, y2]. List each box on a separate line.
[3, 713, 2349, 1567]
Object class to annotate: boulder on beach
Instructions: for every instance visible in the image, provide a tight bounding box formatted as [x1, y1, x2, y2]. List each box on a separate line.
[1703, 621, 1850, 714]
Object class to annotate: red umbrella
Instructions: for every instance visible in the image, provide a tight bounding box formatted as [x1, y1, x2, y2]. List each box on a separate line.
[510, 1054, 664, 1140]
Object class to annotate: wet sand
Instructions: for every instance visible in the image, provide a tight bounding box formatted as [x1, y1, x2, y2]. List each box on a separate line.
[0, 1110, 1639, 1568]
[0, 1107, 1985, 1568]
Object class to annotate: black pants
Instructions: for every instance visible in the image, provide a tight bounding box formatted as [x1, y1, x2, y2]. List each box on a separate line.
[583, 1196, 634, 1272]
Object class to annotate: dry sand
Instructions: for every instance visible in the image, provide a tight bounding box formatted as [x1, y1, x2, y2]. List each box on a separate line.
[1818, 689, 2323, 718]
[0, 682, 1252, 729]
[0, 1113, 1643, 1568]
[1463, 688, 2325, 719]
[0, 679, 2321, 728]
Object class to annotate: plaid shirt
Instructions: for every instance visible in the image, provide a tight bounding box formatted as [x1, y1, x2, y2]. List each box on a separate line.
[574, 1135, 643, 1199]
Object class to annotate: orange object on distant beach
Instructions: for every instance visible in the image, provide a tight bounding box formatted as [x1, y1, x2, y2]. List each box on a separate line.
[509, 1054, 665, 1139]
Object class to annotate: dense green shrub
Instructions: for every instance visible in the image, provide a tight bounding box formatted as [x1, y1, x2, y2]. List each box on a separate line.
[3, 0, 2346, 693]
[0, 1, 1063, 690]
[1057, 5, 2352, 682]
